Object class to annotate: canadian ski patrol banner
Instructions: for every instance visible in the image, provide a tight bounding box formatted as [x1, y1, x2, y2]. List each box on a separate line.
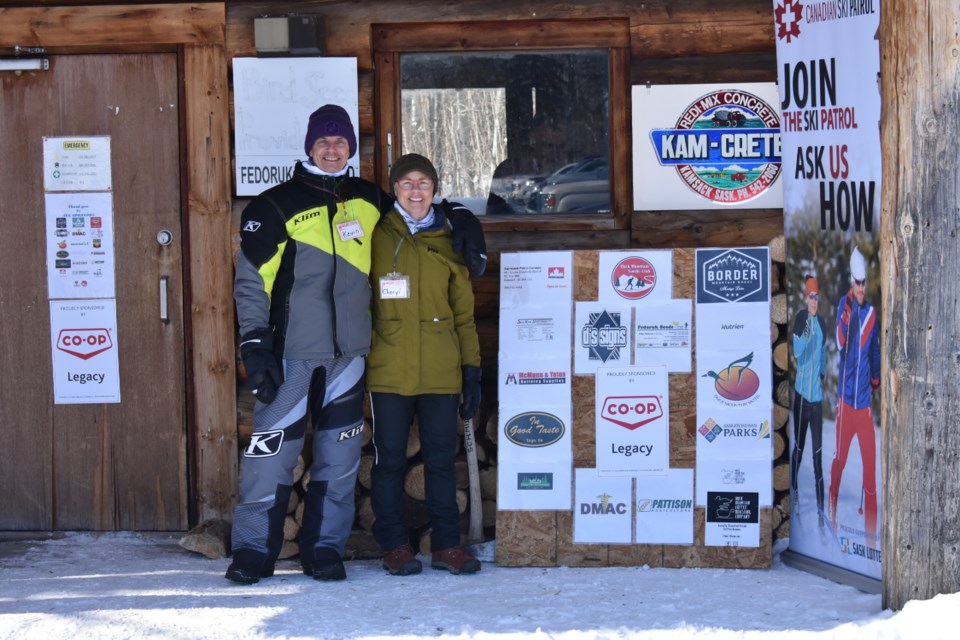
[775, 0, 882, 580]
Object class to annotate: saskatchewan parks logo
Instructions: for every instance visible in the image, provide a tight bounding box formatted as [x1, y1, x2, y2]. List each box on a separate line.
[650, 89, 781, 205]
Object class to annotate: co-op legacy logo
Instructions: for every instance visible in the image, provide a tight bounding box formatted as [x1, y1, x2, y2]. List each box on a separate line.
[650, 89, 781, 205]
[56, 328, 113, 360]
[601, 396, 664, 430]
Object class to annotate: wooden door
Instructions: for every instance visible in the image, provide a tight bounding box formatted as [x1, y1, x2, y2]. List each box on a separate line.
[0, 54, 187, 530]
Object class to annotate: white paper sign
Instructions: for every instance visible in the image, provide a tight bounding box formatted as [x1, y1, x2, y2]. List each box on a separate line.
[498, 307, 571, 355]
[43, 136, 112, 192]
[705, 491, 760, 547]
[498, 460, 572, 511]
[574, 469, 633, 543]
[693, 301, 770, 349]
[499, 251, 573, 310]
[45, 192, 116, 300]
[50, 299, 121, 404]
[232, 57, 359, 196]
[634, 298, 692, 373]
[595, 366, 669, 475]
[574, 302, 631, 374]
[498, 353, 570, 407]
[498, 405, 572, 465]
[696, 348, 773, 414]
[635, 468, 694, 545]
[696, 457, 771, 507]
[598, 250, 673, 303]
[695, 407, 772, 460]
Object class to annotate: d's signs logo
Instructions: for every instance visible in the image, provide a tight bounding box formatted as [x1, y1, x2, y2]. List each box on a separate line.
[611, 257, 656, 300]
[581, 310, 628, 363]
[57, 328, 113, 360]
[601, 396, 664, 430]
[650, 89, 781, 205]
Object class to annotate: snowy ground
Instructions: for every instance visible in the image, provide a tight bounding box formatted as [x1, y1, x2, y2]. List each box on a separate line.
[0, 533, 955, 639]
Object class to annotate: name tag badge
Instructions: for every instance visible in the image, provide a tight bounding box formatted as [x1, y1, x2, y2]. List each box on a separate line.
[379, 273, 410, 299]
[337, 220, 364, 241]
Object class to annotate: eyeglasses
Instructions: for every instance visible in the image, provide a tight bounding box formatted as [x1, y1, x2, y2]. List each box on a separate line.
[807, 293, 819, 301]
[853, 278, 866, 287]
[396, 180, 433, 191]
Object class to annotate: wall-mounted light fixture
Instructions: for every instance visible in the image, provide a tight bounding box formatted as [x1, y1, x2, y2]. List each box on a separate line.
[0, 57, 49, 73]
[254, 15, 325, 56]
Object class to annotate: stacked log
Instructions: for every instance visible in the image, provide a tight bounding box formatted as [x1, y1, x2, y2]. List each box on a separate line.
[769, 235, 792, 541]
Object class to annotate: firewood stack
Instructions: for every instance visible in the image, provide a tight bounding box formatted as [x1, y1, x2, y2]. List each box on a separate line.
[768, 235, 792, 541]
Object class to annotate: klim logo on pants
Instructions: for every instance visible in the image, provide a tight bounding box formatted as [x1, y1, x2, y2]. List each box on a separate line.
[244, 430, 284, 457]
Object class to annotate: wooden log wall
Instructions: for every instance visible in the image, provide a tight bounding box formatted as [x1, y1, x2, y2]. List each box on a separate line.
[221, 0, 788, 559]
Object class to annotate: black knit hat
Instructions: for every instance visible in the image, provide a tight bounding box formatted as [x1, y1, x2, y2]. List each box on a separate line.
[304, 104, 357, 159]
[389, 153, 439, 195]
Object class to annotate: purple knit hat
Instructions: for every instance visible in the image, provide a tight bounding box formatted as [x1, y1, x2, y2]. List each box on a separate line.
[304, 104, 357, 159]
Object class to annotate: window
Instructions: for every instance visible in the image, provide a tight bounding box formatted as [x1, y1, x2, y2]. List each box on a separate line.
[373, 19, 631, 229]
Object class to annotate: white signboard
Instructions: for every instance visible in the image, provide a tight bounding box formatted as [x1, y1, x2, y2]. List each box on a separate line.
[705, 491, 760, 547]
[45, 192, 116, 300]
[499, 251, 573, 310]
[635, 468, 694, 545]
[597, 250, 673, 303]
[634, 298, 692, 373]
[574, 469, 632, 543]
[574, 302, 631, 374]
[232, 57, 359, 196]
[595, 366, 669, 475]
[498, 308, 570, 356]
[498, 354, 570, 407]
[697, 457, 771, 507]
[498, 404, 572, 510]
[498, 460, 572, 511]
[632, 83, 782, 210]
[50, 299, 121, 404]
[43, 136, 112, 192]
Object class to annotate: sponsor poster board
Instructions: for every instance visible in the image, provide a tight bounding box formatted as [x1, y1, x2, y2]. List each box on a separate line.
[705, 491, 760, 547]
[43, 136, 112, 192]
[45, 192, 116, 300]
[498, 405, 572, 510]
[498, 460, 573, 511]
[775, 0, 883, 581]
[597, 250, 673, 303]
[573, 469, 632, 544]
[697, 457, 771, 508]
[595, 366, 669, 475]
[50, 299, 121, 404]
[634, 298, 692, 373]
[632, 83, 782, 210]
[498, 308, 571, 357]
[635, 468, 694, 545]
[232, 57, 359, 196]
[574, 302, 631, 374]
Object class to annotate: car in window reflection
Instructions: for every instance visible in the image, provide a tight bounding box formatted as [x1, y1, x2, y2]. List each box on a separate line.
[532, 156, 610, 213]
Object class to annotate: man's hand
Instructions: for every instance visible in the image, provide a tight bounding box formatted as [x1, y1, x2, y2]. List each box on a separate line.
[441, 200, 487, 277]
[240, 328, 283, 404]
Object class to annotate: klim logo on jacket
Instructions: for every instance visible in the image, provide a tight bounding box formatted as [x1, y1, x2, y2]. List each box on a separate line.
[244, 430, 283, 457]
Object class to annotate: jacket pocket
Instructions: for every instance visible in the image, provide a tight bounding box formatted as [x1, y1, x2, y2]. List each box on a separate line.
[421, 317, 460, 379]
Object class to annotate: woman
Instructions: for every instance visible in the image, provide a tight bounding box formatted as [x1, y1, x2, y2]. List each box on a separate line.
[366, 153, 483, 576]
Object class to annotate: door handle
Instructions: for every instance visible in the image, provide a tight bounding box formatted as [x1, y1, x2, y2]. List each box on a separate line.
[159, 276, 170, 323]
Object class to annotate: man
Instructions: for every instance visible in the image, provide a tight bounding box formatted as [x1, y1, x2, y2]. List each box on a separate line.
[790, 275, 827, 528]
[227, 105, 486, 584]
[829, 246, 880, 542]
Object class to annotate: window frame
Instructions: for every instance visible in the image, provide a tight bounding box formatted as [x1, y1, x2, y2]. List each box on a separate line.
[372, 18, 632, 231]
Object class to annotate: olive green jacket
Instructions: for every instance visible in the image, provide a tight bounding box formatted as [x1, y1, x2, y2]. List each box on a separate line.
[366, 207, 480, 395]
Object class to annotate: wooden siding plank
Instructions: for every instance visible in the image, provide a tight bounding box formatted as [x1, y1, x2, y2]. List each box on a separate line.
[182, 42, 237, 522]
[0, 4, 225, 48]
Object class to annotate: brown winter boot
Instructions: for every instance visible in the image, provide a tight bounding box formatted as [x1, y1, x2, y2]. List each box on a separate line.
[382, 544, 422, 576]
[431, 546, 481, 575]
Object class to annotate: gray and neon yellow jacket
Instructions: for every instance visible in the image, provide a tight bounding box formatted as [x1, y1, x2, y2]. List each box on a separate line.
[366, 207, 480, 395]
[234, 162, 386, 359]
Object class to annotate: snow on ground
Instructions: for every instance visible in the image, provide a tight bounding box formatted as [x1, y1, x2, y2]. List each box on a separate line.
[0, 532, 954, 640]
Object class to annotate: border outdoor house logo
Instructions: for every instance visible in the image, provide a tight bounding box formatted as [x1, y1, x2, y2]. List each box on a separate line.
[650, 89, 781, 205]
[581, 310, 628, 363]
[56, 328, 113, 360]
[504, 412, 565, 448]
[703, 353, 761, 405]
[611, 257, 657, 300]
[601, 396, 664, 430]
[700, 249, 764, 303]
[775, 0, 804, 42]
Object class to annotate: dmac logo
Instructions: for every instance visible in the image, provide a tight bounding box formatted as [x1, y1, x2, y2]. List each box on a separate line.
[650, 89, 781, 205]
[580, 492, 628, 515]
[601, 396, 664, 430]
[56, 328, 113, 360]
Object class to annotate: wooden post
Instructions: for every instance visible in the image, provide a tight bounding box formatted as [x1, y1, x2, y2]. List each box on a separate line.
[880, 0, 960, 610]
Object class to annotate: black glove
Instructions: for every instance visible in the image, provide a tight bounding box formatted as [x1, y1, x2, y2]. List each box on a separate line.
[441, 200, 487, 277]
[239, 328, 283, 404]
[459, 365, 482, 420]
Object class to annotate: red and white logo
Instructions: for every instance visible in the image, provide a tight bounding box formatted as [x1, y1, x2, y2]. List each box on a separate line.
[601, 396, 664, 430]
[611, 257, 657, 300]
[57, 328, 113, 360]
